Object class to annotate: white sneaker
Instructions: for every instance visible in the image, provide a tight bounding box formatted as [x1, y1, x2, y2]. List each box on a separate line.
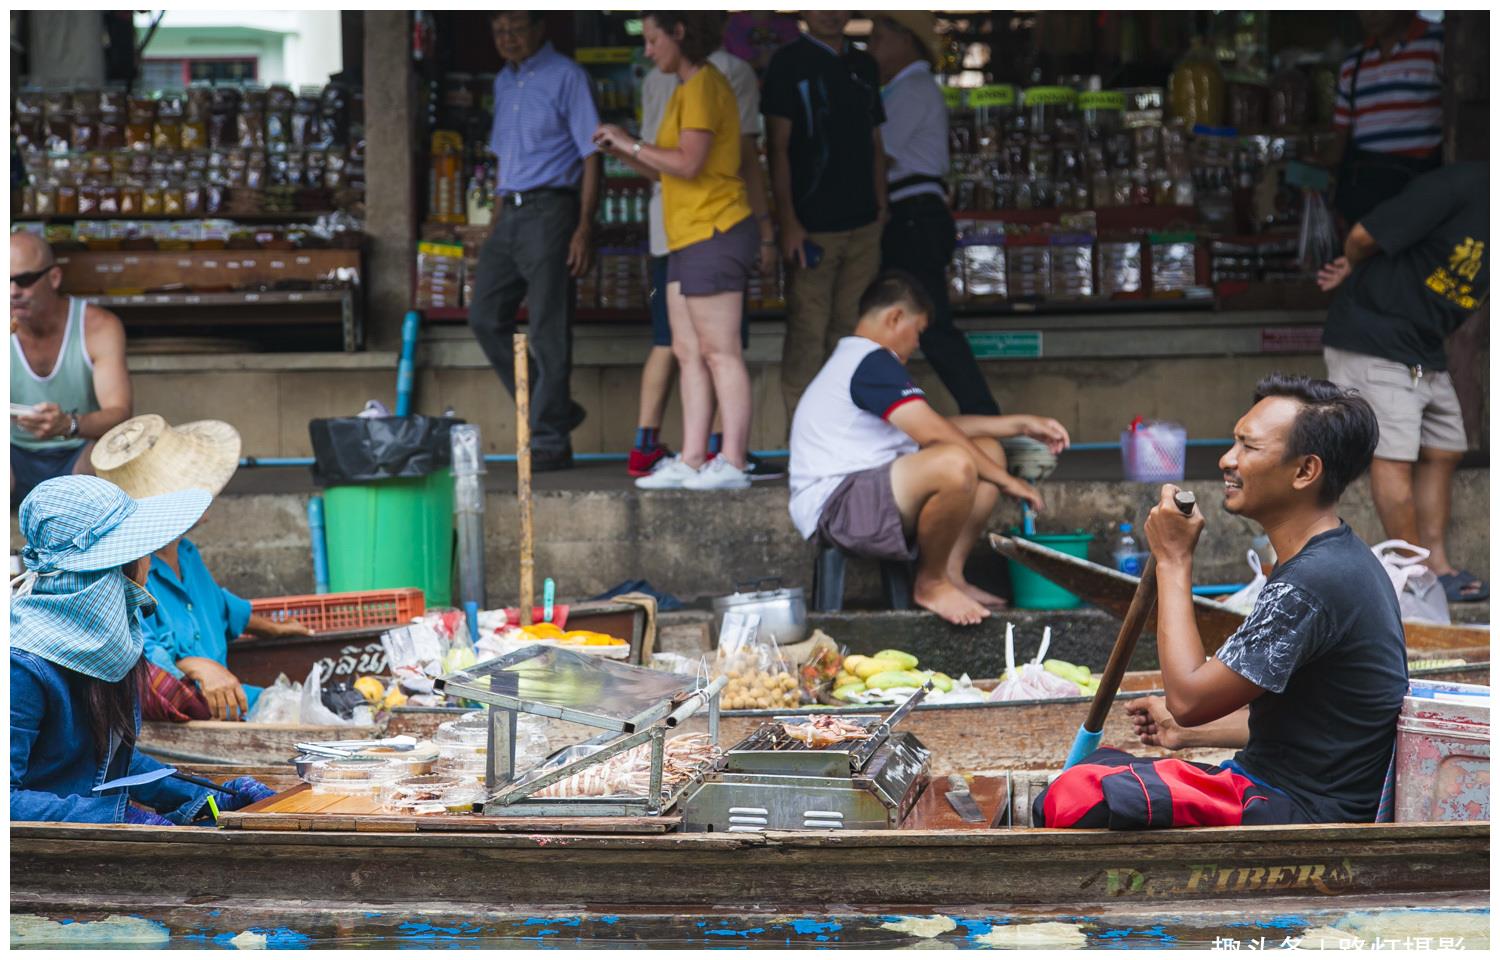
[682, 455, 751, 491]
[634, 454, 699, 490]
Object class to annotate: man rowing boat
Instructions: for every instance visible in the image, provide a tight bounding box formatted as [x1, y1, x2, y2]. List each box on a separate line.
[1041, 375, 1408, 826]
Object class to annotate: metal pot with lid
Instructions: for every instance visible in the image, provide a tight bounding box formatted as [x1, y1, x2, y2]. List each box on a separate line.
[711, 577, 808, 646]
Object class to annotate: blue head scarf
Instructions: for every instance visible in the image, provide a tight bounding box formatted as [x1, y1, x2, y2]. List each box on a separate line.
[11, 476, 210, 683]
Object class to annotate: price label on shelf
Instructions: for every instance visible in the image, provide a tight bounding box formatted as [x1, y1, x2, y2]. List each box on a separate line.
[941, 87, 964, 109]
[967, 85, 1017, 109]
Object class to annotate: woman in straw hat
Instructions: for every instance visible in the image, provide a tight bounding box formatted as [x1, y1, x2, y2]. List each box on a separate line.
[92, 415, 311, 721]
[11, 475, 274, 824]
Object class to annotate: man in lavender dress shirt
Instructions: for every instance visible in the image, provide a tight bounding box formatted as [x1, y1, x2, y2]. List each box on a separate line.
[468, 11, 602, 471]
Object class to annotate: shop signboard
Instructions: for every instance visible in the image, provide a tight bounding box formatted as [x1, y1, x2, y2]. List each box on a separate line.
[966, 331, 1042, 359]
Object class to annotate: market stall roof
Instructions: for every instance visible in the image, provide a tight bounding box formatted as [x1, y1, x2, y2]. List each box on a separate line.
[435, 644, 701, 732]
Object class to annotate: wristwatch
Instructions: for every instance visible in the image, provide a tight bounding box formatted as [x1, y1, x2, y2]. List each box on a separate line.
[65, 412, 80, 439]
[632, 140, 643, 158]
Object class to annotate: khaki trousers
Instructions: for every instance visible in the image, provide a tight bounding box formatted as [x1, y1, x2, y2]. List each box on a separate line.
[781, 219, 883, 421]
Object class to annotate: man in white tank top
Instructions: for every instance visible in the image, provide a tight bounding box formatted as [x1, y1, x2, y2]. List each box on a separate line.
[10, 232, 133, 503]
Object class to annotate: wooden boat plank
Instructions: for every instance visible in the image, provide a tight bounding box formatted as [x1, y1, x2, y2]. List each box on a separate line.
[10, 820, 1486, 910]
[12, 891, 1489, 950]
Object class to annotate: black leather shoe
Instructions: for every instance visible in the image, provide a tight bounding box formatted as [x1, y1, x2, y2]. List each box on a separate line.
[531, 447, 574, 472]
[564, 403, 587, 434]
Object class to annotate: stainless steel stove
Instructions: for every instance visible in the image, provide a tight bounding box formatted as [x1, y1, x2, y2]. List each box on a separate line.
[679, 687, 933, 832]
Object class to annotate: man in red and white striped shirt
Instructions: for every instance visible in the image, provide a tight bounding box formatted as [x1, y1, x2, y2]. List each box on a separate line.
[1331, 12, 1444, 223]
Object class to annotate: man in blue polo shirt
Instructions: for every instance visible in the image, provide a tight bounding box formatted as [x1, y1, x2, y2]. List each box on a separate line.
[468, 11, 601, 472]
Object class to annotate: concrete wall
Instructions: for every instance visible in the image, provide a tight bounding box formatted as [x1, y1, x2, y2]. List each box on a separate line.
[126, 337, 1335, 458]
[167, 470, 1488, 608]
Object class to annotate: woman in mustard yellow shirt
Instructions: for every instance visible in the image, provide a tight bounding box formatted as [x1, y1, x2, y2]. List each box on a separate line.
[594, 12, 759, 491]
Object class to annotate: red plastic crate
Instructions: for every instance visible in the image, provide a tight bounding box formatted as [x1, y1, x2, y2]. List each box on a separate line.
[250, 589, 426, 633]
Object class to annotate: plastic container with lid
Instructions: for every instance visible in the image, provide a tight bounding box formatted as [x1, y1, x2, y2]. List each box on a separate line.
[383, 774, 465, 815]
[1169, 38, 1225, 128]
[304, 756, 406, 796]
[1022, 86, 1077, 136]
[1078, 91, 1125, 143]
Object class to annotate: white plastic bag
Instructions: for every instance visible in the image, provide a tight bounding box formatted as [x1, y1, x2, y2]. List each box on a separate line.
[990, 625, 1081, 702]
[299, 662, 369, 726]
[1372, 540, 1450, 625]
[1220, 548, 1269, 615]
[246, 673, 302, 724]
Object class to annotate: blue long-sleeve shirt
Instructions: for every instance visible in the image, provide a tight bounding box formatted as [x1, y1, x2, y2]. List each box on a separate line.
[11, 650, 211, 824]
[490, 41, 600, 193]
[142, 538, 261, 708]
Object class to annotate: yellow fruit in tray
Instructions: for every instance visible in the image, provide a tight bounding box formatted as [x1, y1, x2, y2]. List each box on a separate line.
[929, 672, 954, 693]
[353, 676, 385, 703]
[525, 623, 566, 639]
[842, 655, 870, 674]
[854, 657, 902, 680]
[875, 649, 919, 670]
[833, 681, 866, 700]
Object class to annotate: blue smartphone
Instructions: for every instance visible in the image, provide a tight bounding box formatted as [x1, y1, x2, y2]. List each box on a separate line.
[802, 239, 824, 269]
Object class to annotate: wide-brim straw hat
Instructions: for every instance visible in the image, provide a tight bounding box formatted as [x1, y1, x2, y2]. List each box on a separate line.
[877, 11, 944, 69]
[92, 414, 242, 500]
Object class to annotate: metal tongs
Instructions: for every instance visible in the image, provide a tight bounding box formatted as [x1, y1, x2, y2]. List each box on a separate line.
[294, 734, 419, 758]
[871, 680, 934, 742]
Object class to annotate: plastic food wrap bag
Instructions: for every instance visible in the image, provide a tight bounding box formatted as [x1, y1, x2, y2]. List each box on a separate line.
[1220, 548, 1269, 615]
[299, 662, 369, 726]
[714, 618, 801, 711]
[1298, 189, 1339, 275]
[1372, 540, 1451, 625]
[246, 673, 302, 724]
[990, 625, 1081, 701]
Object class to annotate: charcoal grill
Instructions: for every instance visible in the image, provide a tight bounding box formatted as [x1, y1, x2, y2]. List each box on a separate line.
[679, 684, 933, 832]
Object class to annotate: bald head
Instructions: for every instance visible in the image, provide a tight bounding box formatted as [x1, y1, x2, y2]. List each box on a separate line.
[11, 231, 53, 270]
[11, 231, 63, 328]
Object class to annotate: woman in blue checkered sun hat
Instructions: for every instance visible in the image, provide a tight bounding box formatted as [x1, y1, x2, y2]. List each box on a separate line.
[10, 475, 275, 825]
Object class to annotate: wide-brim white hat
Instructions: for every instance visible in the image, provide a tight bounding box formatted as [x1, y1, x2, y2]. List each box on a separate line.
[91, 414, 242, 500]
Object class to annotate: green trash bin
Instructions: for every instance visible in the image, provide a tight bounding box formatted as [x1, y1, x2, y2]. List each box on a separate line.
[1005, 529, 1093, 610]
[323, 468, 455, 607]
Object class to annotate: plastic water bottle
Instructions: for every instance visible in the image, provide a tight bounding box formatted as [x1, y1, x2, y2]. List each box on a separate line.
[1113, 523, 1144, 576]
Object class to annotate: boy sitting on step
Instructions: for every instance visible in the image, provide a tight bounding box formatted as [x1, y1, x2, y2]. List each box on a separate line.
[787, 270, 1070, 626]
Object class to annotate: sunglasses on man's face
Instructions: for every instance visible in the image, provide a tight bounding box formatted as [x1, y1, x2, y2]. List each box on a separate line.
[10, 264, 56, 289]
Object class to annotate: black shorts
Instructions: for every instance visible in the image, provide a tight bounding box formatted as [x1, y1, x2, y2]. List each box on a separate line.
[11, 443, 85, 506]
[815, 462, 916, 562]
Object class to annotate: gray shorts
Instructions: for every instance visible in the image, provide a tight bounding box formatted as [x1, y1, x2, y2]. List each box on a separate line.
[1324, 345, 1467, 461]
[667, 216, 757, 296]
[815, 462, 917, 562]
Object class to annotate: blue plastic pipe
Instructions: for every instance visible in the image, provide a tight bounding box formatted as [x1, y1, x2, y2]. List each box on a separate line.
[395, 311, 422, 416]
[238, 442, 1232, 470]
[306, 496, 330, 595]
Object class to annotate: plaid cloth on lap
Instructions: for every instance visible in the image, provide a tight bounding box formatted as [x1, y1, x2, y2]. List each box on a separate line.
[140, 662, 211, 722]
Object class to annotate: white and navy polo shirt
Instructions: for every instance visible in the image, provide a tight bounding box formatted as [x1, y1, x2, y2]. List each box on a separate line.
[788, 337, 925, 539]
[1334, 18, 1444, 159]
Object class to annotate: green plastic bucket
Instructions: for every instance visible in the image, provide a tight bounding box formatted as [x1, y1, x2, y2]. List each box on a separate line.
[323, 468, 455, 607]
[1006, 530, 1093, 610]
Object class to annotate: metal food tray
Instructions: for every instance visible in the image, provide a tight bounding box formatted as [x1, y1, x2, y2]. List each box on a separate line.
[434, 644, 725, 817]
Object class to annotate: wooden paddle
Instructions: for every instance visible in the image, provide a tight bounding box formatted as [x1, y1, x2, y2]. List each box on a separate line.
[1062, 489, 1197, 769]
[514, 333, 534, 627]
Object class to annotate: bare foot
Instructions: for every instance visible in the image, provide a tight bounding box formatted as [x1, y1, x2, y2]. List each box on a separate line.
[952, 575, 1008, 610]
[914, 577, 991, 626]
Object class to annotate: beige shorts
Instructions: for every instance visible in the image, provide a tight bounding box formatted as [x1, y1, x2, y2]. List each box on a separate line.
[1323, 345, 1467, 461]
